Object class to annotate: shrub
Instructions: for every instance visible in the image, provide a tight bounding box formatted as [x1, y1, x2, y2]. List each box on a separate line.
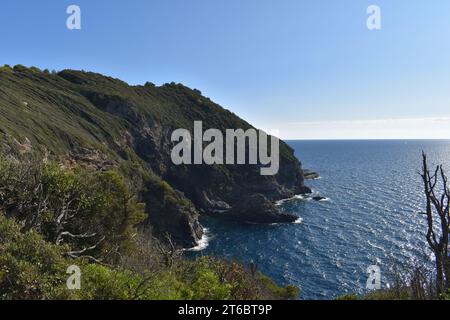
[0, 157, 300, 301]
[336, 294, 360, 300]
[0, 65, 13, 73]
[0, 214, 70, 300]
[29, 66, 42, 73]
[12, 64, 28, 72]
[443, 290, 450, 300]
[258, 274, 300, 300]
[178, 257, 300, 300]
[0, 157, 146, 264]
[0, 213, 162, 300]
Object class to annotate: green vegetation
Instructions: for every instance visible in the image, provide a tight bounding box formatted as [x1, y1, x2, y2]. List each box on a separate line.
[0, 65, 306, 300]
[0, 64, 307, 247]
[0, 157, 299, 300]
[0, 156, 146, 264]
[0, 64, 289, 155]
[2, 64, 447, 301]
[335, 294, 360, 301]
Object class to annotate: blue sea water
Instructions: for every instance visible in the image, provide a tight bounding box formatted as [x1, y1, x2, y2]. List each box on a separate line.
[192, 140, 450, 300]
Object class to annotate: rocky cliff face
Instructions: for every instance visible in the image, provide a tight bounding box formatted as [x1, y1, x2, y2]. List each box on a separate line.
[0, 66, 310, 247]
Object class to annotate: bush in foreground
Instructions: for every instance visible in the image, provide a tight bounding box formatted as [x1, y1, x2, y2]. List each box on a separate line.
[0, 157, 299, 300]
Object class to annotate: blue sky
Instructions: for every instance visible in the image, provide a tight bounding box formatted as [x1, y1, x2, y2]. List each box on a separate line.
[1, 0, 450, 139]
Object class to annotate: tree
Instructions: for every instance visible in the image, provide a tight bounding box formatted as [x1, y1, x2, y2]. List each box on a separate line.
[0, 157, 146, 265]
[420, 153, 450, 295]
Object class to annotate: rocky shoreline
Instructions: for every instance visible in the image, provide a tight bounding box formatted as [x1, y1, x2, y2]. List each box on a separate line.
[208, 193, 301, 224]
[0, 67, 315, 249]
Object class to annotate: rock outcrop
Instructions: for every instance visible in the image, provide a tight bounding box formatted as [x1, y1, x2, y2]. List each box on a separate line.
[303, 170, 320, 180]
[224, 194, 299, 223]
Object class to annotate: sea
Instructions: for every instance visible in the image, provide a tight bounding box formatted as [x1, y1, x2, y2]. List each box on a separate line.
[190, 140, 450, 300]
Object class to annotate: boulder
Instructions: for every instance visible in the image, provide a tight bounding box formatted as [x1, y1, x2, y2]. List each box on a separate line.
[304, 170, 320, 180]
[226, 194, 298, 224]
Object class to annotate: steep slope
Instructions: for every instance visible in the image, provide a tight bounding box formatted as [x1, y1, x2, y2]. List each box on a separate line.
[0, 65, 310, 247]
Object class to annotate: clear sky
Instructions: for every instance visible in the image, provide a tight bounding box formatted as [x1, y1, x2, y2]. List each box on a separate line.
[1, 0, 450, 139]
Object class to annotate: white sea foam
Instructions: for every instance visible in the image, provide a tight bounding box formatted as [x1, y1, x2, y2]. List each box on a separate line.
[275, 194, 309, 206]
[185, 228, 211, 252]
[293, 217, 303, 224]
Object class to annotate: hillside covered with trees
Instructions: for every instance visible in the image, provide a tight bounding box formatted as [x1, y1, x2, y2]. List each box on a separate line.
[0, 65, 304, 300]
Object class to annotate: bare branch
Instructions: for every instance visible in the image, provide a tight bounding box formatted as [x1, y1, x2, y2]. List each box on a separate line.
[420, 152, 450, 294]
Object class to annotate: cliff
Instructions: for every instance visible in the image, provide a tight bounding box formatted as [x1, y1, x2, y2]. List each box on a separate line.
[0, 65, 310, 247]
